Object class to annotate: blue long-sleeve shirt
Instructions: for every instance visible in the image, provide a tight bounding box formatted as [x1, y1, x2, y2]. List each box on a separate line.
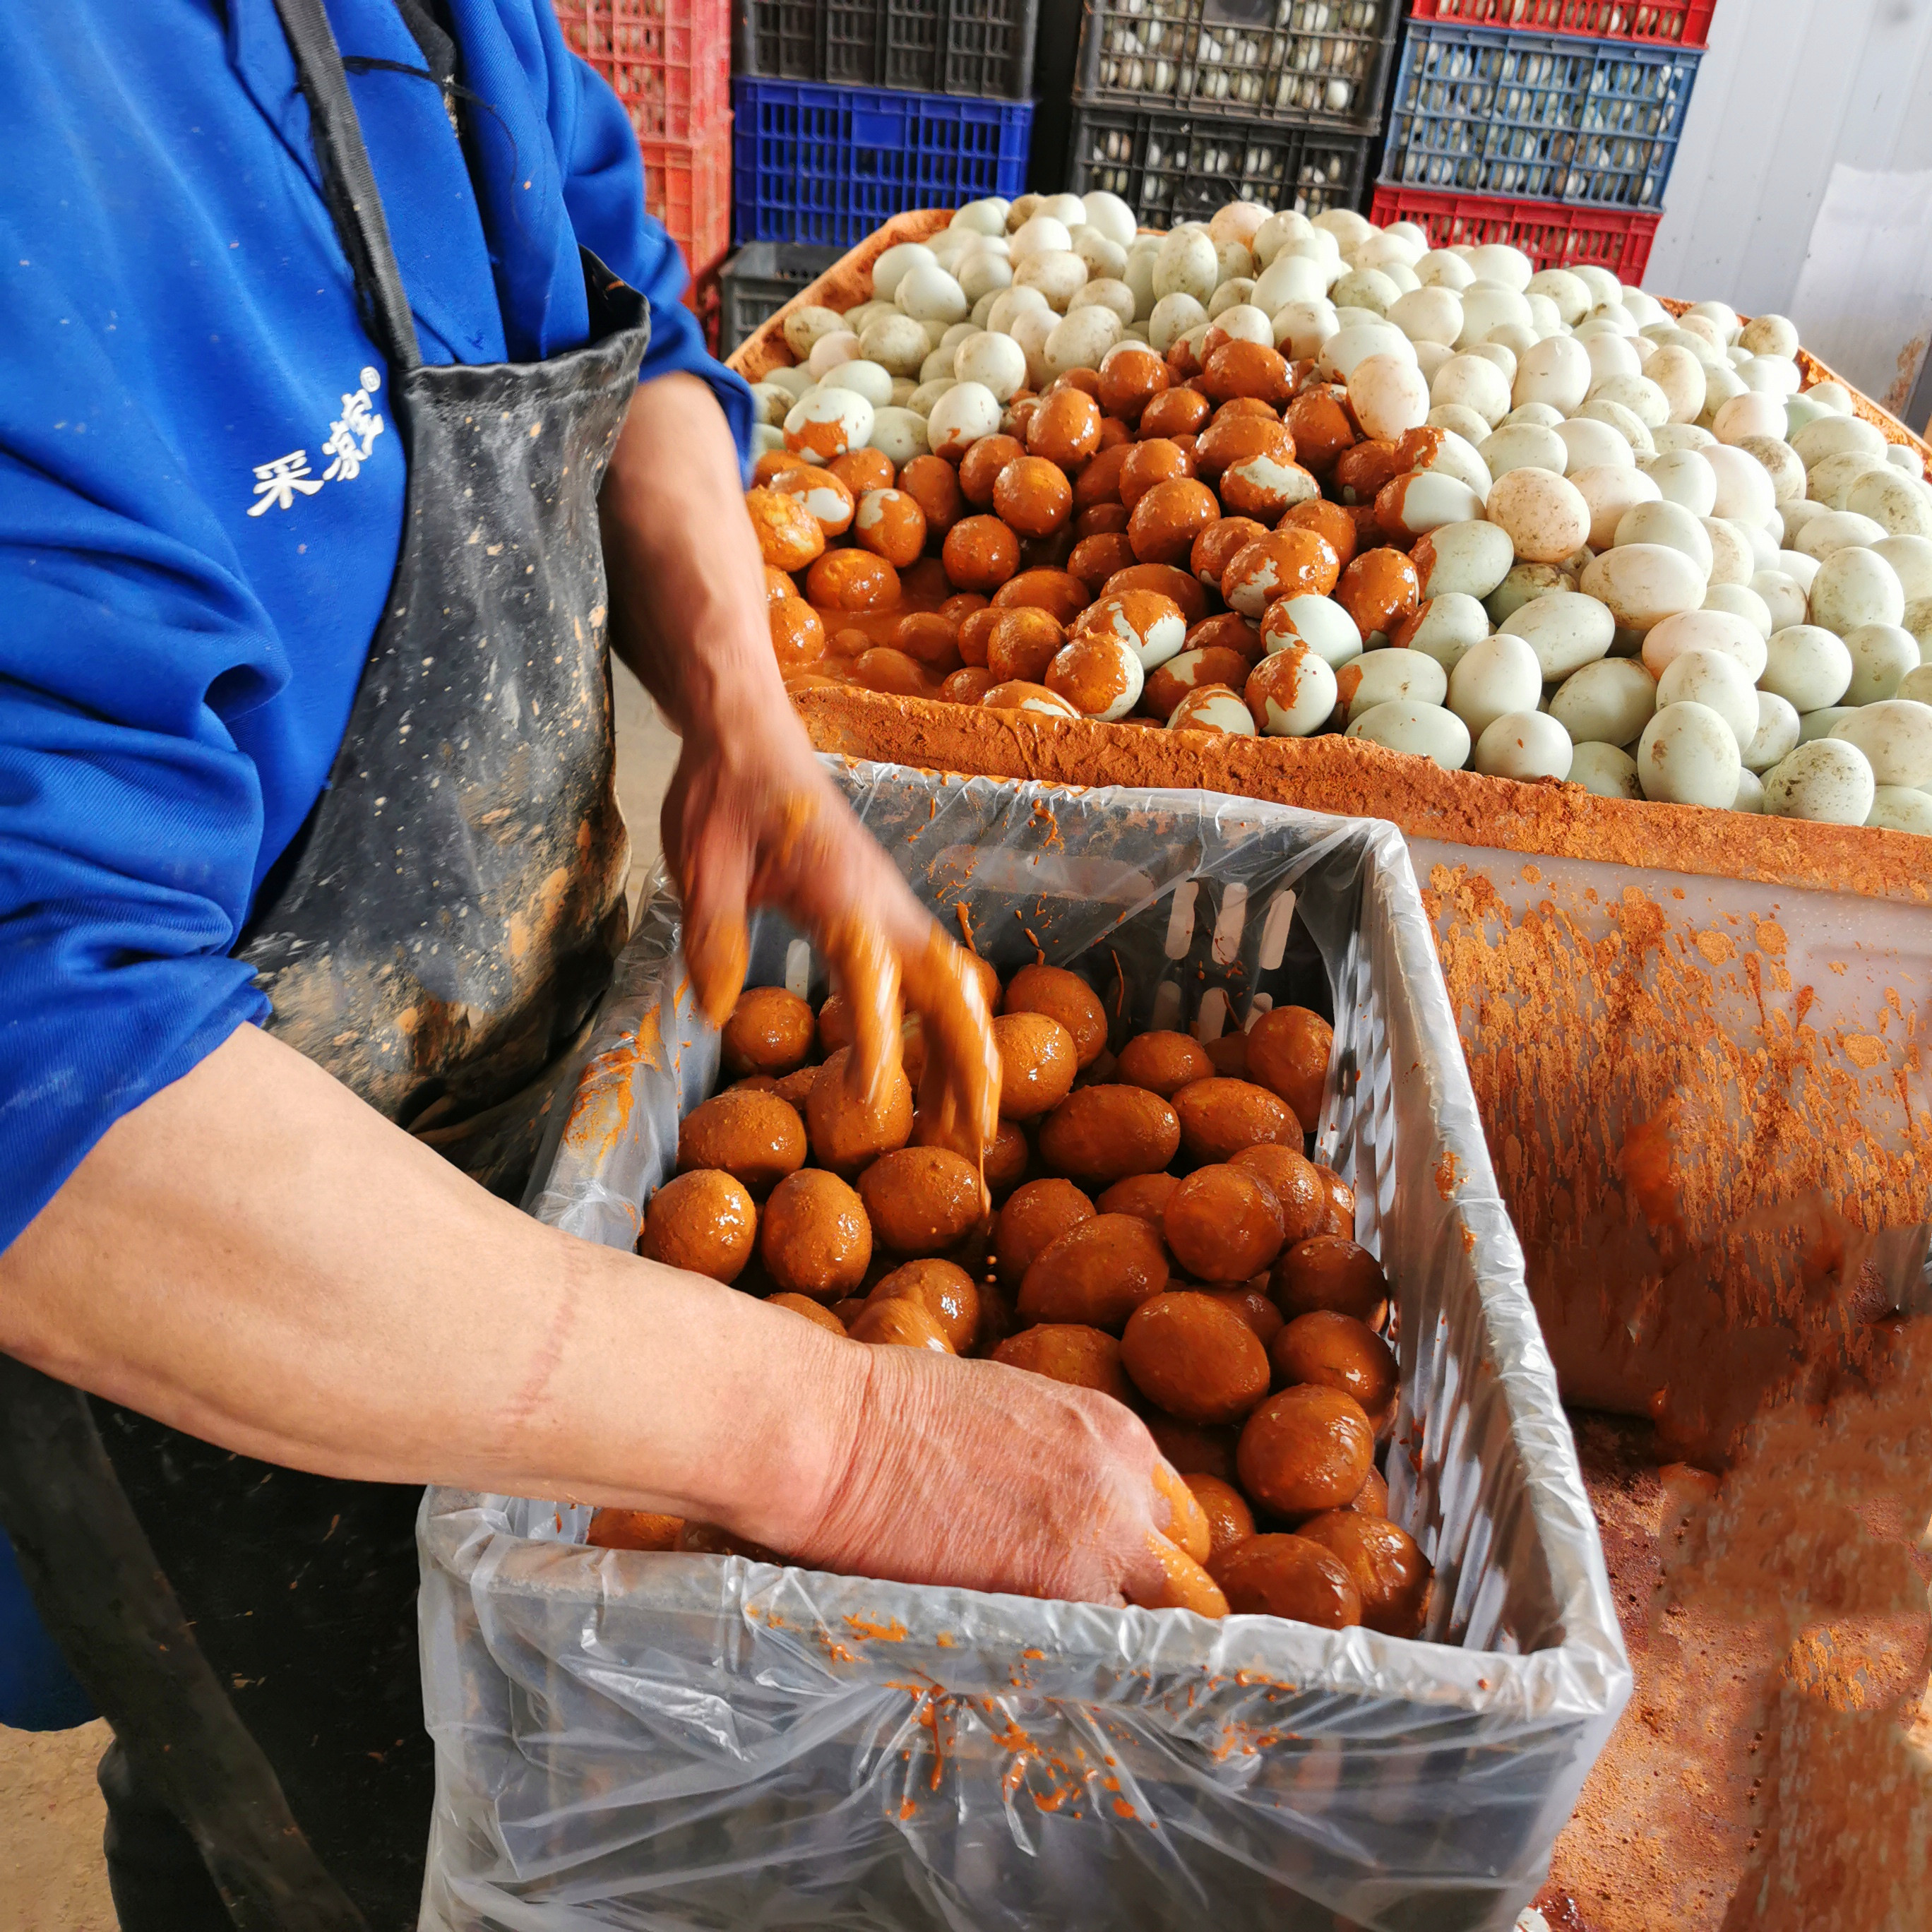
[0, 0, 751, 1250]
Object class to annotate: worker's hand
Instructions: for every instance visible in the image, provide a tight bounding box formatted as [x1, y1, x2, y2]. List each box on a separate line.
[662, 691, 999, 1163]
[770, 1340, 1210, 1610]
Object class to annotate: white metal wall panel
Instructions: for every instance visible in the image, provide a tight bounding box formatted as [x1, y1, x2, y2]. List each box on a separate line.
[1644, 0, 1932, 312]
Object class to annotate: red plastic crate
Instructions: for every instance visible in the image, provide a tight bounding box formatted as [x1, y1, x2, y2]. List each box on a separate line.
[554, 0, 730, 142]
[1406, 0, 1714, 46]
[1369, 186, 1662, 284]
[642, 119, 734, 284]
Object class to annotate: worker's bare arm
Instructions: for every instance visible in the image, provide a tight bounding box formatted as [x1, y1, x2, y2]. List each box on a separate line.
[0, 1022, 1169, 1604]
[597, 376, 941, 1024]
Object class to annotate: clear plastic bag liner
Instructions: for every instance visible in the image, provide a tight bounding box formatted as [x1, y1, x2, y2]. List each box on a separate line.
[421, 761, 1630, 1932]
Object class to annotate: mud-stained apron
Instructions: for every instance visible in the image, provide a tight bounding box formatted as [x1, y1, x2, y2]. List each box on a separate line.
[0, 0, 649, 1921]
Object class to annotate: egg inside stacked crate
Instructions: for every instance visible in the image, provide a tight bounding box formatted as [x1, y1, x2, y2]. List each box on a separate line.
[1075, 0, 1402, 123]
[733, 0, 1039, 97]
[420, 761, 1627, 1931]
[1062, 0, 1400, 237]
[1367, 3, 1711, 287]
[556, 0, 734, 317]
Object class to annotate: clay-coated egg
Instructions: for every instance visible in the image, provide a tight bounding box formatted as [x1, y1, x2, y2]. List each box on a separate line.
[1245, 643, 1338, 737]
[785, 386, 874, 461]
[852, 488, 928, 568]
[1046, 632, 1144, 722]
[721, 986, 816, 1079]
[676, 1089, 806, 1195]
[858, 1147, 982, 1257]
[804, 1045, 914, 1176]
[1222, 530, 1344, 616]
[1121, 1291, 1272, 1425]
[1394, 592, 1491, 672]
[1410, 520, 1515, 600]
[1335, 648, 1445, 724]
[1168, 686, 1258, 735]
[639, 1168, 757, 1283]
[1018, 1212, 1169, 1331]
[1236, 1385, 1376, 1520]
[1075, 588, 1188, 670]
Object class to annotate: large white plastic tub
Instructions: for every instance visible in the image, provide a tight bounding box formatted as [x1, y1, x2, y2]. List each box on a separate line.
[417, 763, 1627, 1932]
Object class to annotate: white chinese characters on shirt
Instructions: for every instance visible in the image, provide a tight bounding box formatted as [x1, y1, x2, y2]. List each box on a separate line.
[247, 366, 386, 516]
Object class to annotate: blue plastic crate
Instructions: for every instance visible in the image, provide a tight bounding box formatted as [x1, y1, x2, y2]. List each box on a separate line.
[730, 78, 1034, 246]
[1381, 20, 1704, 210]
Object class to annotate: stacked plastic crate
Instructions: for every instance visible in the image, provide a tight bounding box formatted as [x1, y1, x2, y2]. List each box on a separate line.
[1060, 1, 1405, 230]
[1371, 0, 1715, 284]
[556, 0, 734, 342]
[724, 0, 1037, 285]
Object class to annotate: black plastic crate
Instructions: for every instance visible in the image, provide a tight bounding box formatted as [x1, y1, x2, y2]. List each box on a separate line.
[718, 242, 843, 354]
[1073, 0, 1402, 129]
[1064, 101, 1376, 227]
[731, 0, 1038, 98]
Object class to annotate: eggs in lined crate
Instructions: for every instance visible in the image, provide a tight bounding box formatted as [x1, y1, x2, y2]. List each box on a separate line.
[749, 192, 1932, 837]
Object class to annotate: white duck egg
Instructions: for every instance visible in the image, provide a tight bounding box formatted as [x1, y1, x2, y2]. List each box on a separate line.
[1638, 702, 1742, 807]
[1809, 548, 1905, 635]
[1763, 738, 1876, 823]
[1551, 659, 1658, 746]
[1474, 708, 1573, 781]
[1448, 631, 1544, 739]
[1501, 589, 1616, 679]
[1582, 545, 1709, 634]
[1842, 622, 1921, 703]
[924, 381, 1001, 458]
[1656, 648, 1758, 751]
[1345, 700, 1472, 770]
[1568, 741, 1642, 799]
[1487, 468, 1591, 565]
[1828, 698, 1932, 787]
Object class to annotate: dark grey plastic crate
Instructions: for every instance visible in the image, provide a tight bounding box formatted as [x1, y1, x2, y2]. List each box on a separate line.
[719, 242, 843, 354]
[1065, 100, 1376, 227]
[732, 0, 1039, 98]
[1074, 0, 1402, 129]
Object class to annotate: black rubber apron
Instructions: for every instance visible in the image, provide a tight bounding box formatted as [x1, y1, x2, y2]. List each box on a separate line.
[0, 1, 648, 1924]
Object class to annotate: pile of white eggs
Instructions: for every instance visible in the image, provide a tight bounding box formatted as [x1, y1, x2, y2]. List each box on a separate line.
[747, 190, 1932, 836]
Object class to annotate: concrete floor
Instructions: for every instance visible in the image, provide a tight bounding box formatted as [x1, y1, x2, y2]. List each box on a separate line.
[0, 664, 683, 1931]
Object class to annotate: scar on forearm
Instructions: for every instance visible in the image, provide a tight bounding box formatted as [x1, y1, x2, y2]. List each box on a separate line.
[499, 1241, 586, 1436]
